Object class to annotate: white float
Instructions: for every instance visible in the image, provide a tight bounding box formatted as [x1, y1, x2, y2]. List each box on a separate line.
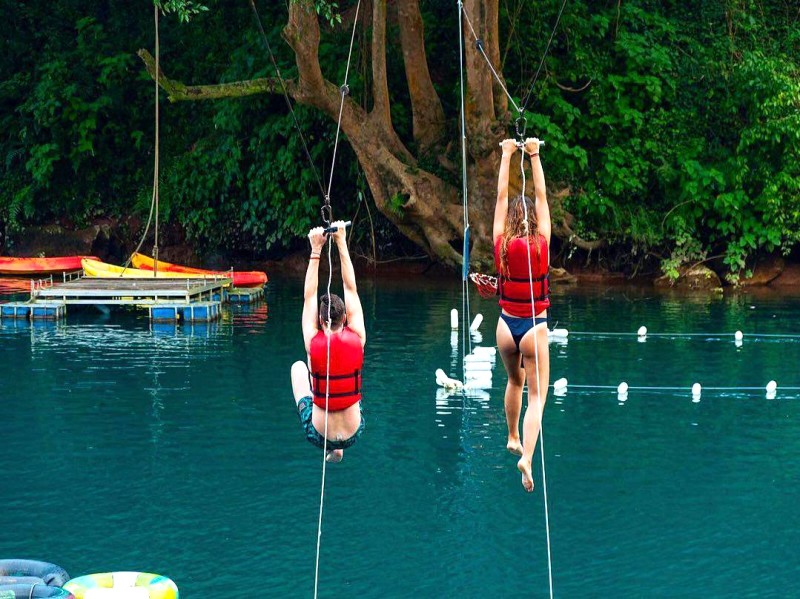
[548, 328, 569, 339]
[435, 368, 463, 390]
[766, 380, 777, 393]
[692, 383, 702, 399]
[473, 346, 496, 357]
[735, 330, 743, 341]
[617, 382, 629, 394]
[637, 326, 647, 337]
[470, 314, 483, 331]
[450, 308, 458, 330]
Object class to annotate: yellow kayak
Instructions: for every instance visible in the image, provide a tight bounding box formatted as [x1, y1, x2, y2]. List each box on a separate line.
[82, 258, 229, 280]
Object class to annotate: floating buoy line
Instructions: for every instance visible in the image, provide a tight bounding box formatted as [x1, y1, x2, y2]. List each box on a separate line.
[438, 312, 798, 401]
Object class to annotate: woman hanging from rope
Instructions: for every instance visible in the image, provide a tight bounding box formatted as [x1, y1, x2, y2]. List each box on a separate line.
[290, 220, 366, 463]
[495, 137, 551, 492]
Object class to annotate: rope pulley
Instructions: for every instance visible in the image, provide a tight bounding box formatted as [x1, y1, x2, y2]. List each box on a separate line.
[340, 84, 350, 96]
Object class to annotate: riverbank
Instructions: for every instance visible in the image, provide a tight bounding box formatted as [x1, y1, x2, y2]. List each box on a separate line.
[5, 220, 800, 290]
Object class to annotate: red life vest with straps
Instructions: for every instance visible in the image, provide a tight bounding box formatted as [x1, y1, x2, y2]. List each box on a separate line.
[309, 326, 364, 411]
[493, 235, 550, 318]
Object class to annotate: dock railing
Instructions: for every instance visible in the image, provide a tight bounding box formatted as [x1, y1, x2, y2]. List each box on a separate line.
[63, 269, 83, 283]
[30, 275, 54, 300]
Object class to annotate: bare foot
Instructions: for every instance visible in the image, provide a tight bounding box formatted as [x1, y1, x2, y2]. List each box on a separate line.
[506, 438, 523, 456]
[517, 459, 534, 492]
[326, 449, 344, 463]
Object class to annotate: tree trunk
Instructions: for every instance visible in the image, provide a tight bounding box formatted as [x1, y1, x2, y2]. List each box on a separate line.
[139, 0, 578, 269]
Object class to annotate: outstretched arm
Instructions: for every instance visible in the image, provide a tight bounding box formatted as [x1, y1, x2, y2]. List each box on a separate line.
[525, 137, 551, 246]
[331, 220, 366, 346]
[302, 227, 327, 353]
[493, 139, 518, 241]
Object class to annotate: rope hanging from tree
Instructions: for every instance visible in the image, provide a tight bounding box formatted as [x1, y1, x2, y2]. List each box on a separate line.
[249, 3, 362, 597]
[458, 2, 569, 596]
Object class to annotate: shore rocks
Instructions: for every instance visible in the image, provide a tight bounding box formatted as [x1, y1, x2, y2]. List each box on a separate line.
[654, 264, 723, 291]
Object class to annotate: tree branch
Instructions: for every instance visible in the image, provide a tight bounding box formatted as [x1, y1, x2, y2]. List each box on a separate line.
[370, 0, 392, 128]
[549, 187, 607, 251]
[395, 0, 446, 152]
[137, 49, 293, 101]
[483, 0, 508, 117]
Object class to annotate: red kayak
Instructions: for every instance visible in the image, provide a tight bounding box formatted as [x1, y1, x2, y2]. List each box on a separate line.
[131, 253, 267, 288]
[0, 255, 99, 275]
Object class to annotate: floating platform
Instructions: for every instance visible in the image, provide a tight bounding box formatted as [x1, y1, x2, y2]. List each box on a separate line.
[0, 273, 232, 323]
[33, 276, 230, 305]
[1, 301, 66, 320]
[149, 301, 222, 323]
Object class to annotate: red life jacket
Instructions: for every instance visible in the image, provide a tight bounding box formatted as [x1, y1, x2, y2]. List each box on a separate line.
[493, 235, 550, 318]
[309, 326, 364, 411]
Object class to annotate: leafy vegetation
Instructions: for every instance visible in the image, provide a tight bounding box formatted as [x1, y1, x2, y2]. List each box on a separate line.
[1, 0, 798, 275]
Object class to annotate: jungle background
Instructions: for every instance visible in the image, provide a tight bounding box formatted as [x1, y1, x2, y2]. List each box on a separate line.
[2, 0, 799, 284]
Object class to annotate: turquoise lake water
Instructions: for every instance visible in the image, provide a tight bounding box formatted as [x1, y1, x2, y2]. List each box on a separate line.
[2, 276, 800, 597]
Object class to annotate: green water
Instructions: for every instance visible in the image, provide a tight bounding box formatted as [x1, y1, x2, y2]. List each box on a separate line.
[2, 278, 800, 597]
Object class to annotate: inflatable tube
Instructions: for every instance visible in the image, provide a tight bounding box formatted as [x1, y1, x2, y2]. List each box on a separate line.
[0, 561, 70, 587]
[0, 584, 74, 598]
[64, 572, 178, 599]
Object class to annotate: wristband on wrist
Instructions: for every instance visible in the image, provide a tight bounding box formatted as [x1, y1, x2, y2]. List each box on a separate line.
[529, 152, 539, 157]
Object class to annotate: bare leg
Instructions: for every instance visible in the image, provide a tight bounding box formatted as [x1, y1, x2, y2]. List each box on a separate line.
[497, 317, 525, 456]
[517, 323, 550, 492]
[291, 360, 312, 406]
[292, 361, 345, 463]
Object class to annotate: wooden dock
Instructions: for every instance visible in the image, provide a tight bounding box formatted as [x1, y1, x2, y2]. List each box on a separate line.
[32, 276, 230, 305]
[1, 273, 234, 322]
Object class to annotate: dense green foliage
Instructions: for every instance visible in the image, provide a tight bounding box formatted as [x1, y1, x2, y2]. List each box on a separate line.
[2, 0, 798, 276]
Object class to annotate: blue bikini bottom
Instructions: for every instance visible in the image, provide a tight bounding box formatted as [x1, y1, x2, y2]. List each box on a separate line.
[500, 313, 548, 351]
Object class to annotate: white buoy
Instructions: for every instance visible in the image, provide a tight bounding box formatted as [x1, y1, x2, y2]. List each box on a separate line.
[735, 330, 743, 341]
[470, 313, 483, 331]
[617, 382, 629, 394]
[692, 383, 702, 396]
[735, 339, 743, 348]
[637, 326, 647, 337]
[473, 346, 497, 356]
[618, 392, 628, 403]
[548, 328, 569, 338]
[766, 391, 776, 401]
[464, 378, 492, 390]
[464, 353, 493, 363]
[464, 370, 493, 381]
[450, 309, 458, 330]
[553, 377, 568, 391]
[766, 380, 777, 393]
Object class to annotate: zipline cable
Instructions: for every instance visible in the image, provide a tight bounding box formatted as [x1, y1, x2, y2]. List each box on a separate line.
[518, 0, 569, 112]
[519, 144, 554, 599]
[457, 1, 473, 371]
[249, 0, 327, 200]
[460, 0, 569, 121]
[251, 2, 363, 596]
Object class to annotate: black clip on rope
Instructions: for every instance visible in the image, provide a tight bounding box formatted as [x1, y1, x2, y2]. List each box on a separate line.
[321, 202, 332, 227]
[515, 115, 527, 141]
[475, 38, 484, 51]
[340, 84, 350, 96]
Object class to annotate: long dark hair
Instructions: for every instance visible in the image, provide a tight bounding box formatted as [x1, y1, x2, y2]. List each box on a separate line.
[500, 194, 539, 276]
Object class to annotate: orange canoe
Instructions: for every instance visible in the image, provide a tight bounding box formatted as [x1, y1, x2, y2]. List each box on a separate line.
[0, 256, 99, 275]
[131, 253, 267, 288]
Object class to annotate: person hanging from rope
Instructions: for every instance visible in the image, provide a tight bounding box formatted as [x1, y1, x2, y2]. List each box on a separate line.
[290, 220, 366, 463]
[494, 137, 551, 492]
